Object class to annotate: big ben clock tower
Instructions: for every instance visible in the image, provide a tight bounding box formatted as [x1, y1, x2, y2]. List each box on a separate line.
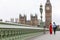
[45, 0, 52, 28]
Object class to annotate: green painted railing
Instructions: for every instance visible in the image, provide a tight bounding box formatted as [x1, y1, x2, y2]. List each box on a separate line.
[0, 28, 43, 38]
[0, 22, 45, 40]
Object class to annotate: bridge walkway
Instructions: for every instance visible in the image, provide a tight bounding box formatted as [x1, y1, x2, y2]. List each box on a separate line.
[27, 31, 60, 40]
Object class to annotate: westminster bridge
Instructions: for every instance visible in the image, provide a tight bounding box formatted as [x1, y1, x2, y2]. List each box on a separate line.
[0, 22, 48, 40]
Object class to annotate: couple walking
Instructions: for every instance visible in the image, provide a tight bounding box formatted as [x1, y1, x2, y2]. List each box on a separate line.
[49, 22, 57, 35]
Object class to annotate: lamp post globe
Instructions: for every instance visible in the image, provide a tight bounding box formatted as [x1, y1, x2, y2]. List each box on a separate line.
[40, 5, 43, 14]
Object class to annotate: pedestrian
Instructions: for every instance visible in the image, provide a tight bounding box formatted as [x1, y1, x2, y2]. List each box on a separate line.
[49, 22, 52, 35]
[53, 22, 57, 34]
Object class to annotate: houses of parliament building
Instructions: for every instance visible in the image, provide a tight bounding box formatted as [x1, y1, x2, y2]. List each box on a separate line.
[19, 14, 38, 26]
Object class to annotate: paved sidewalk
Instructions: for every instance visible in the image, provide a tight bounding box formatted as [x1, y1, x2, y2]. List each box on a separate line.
[28, 31, 60, 40]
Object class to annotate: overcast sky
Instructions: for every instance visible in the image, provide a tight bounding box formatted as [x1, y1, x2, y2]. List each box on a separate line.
[0, 0, 60, 25]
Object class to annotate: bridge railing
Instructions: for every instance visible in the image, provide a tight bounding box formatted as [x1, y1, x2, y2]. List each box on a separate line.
[0, 27, 44, 39]
[0, 22, 48, 39]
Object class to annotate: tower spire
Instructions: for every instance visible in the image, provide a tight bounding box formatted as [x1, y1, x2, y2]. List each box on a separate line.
[46, 0, 50, 4]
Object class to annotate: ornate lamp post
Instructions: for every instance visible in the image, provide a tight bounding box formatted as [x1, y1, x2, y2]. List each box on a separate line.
[40, 4, 43, 27]
[40, 4, 46, 34]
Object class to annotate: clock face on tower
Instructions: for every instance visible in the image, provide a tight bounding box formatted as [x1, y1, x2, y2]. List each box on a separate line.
[46, 6, 50, 10]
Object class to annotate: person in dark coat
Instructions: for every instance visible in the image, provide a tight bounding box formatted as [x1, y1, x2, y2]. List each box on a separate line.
[49, 23, 52, 34]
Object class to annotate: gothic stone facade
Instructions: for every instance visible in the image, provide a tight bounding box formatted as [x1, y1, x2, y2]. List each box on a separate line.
[19, 14, 38, 26]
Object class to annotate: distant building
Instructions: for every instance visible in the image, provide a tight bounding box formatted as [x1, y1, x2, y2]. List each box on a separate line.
[0, 19, 3, 22]
[5, 21, 10, 22]
[19, 14, 26, 24]
[57, 25, 59, 28]
[15, 18, 18, 23]
[10, 18, 14, 22]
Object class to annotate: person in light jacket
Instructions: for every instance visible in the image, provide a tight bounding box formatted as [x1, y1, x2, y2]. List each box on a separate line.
[53, 22, 57, 34]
